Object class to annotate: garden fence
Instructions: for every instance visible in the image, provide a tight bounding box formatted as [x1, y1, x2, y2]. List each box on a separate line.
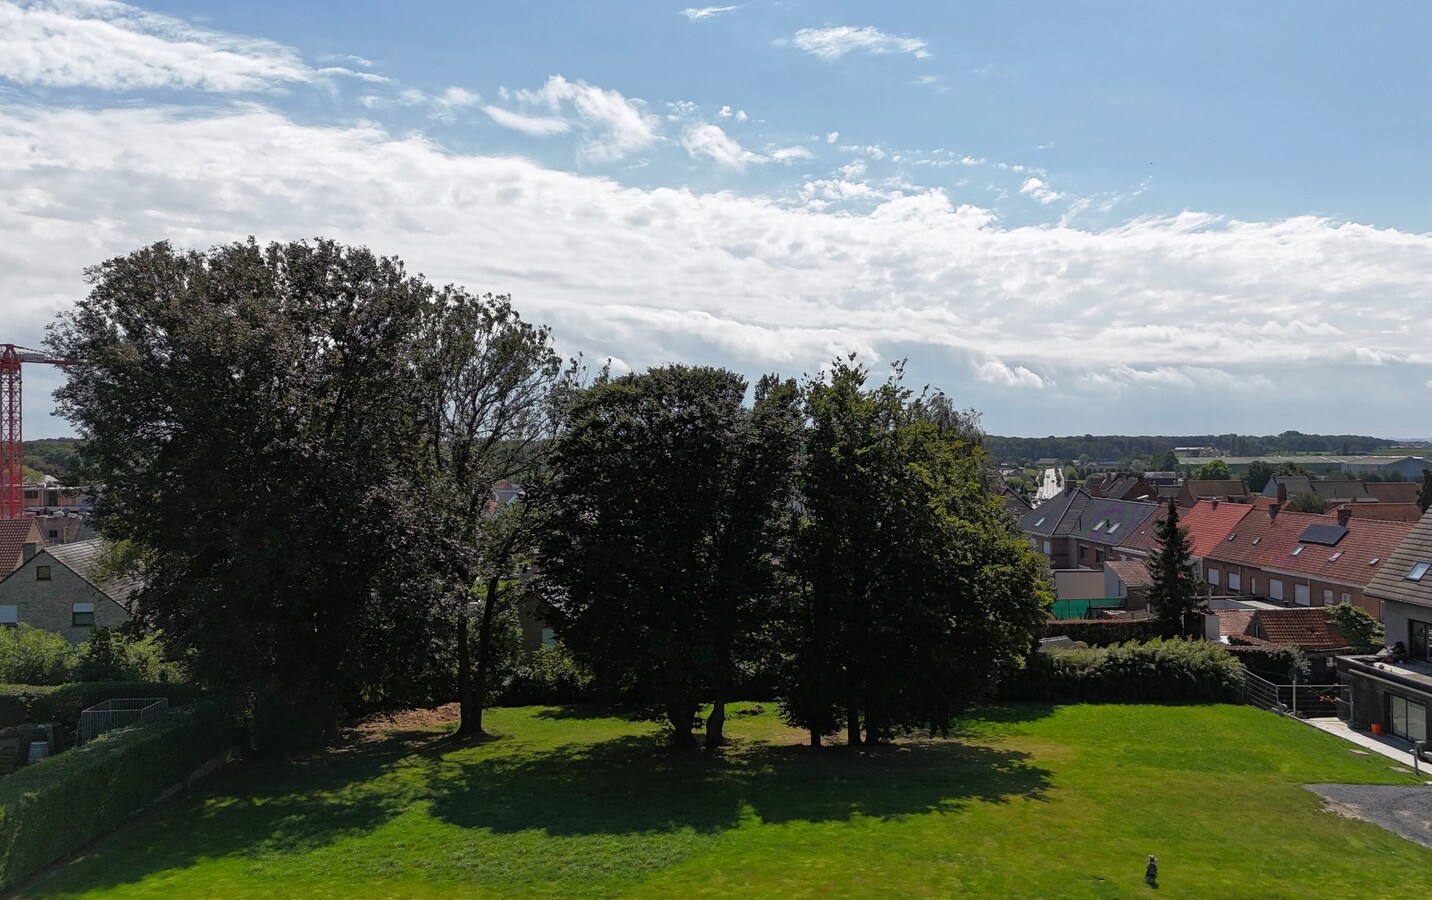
[78, 698, 169, 745]
[1240, 670, 1341, 718]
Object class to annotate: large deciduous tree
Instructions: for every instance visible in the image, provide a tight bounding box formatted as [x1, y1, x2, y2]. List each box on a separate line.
[49, 239, 445, 751]
[411, 292, 571, 737]
[1145, 500, 1206, 636]
[782, 358, 1052, 747]
[539, 366, 801, 747]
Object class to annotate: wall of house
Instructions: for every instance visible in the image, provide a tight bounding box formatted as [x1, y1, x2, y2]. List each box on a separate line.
[1053, 569, 1109, 601]
[1339, 658, 1432, 742]
[1201, 561, 1371, 614]
[1381, 599, 1432, 656]
[0, 552, 127, 643]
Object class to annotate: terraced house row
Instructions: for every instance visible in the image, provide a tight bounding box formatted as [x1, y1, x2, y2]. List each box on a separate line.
[1021, 485, 1417, 617]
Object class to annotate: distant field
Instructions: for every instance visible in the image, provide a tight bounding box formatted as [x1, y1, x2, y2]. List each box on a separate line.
[31, 703, 1432, 898]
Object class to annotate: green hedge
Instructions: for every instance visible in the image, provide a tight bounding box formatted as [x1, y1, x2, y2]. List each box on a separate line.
[1044, 618, 1179, 647]
[1001, 638, 1244, 702]
[0, 682, 205, 733]
[0, 701, 231, 891]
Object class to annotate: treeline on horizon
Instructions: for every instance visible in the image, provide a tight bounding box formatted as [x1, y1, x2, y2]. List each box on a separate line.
[26, 432, 1419, 483]
[982, 432, 1410, 465]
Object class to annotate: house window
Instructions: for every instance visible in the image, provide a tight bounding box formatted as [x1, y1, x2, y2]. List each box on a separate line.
[1294, 584, 1310, 606]
[1095, 548, 1105, 565]
[1408, 561, 1432, 582]
[35, 566, 51, 581]
[1042, 541, 1051, 555]
[1079, 545, 1088, 562]
[1388, 694, 1428, 743]
[1269, 580, 1283, 601]
[1411, 621, 1432, 660]
[71, 602, 95, 628]
[0, 607, 15, 628]
[1207, 568, 1220, 587]
[1341, 592, 1351, 605]
[1228, 572, 1241, 592]
[1323, 589, 1333, 605]
[47, 530, 58, 540]
[541, 627, 555, 647]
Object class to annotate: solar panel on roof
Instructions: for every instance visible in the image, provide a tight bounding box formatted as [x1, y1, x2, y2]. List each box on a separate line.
[1298, 523, 1348, 546]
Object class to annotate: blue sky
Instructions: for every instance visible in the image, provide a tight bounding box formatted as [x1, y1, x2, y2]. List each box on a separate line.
[3, 0, 1432, 440]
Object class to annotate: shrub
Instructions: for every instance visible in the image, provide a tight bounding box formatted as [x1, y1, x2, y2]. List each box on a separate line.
[1001, 638, 1244, 702]
[500, 644, 596, 706]
[75, 629, 183, 683]
[1223, 642, 1310, 683]
[0, 626, 77, 686]
[0, 701, 233, 891]
[1045, 618, 1179, 647]
[0, 682, 205, 733]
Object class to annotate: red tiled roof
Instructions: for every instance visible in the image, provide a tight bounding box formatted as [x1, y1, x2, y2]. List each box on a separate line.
[1329, 502, 1424, 524]
[1214, 609, 1253, 637]
[0, 519, 44, 576]
[1203, 506, 1413, 591]
[1119, 499, 1253, 559]
[1105, 559, 1152, 588]
[1367, 483, 1420, 504]
[1252, 607, 1349, 651]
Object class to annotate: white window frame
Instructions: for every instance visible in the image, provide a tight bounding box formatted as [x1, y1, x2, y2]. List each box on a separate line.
[71, 602, 95, 628]
[1269, 579, 1283, 601]
[1228, 572, 1241, 593]
[1207, 568, 1220, 587]
[1294, 583, 1310, 606]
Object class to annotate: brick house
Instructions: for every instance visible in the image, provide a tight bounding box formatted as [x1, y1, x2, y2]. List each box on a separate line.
[1339, 510, 1432, 743]
[0, 539, 133, 642]
[1175, 479, 1250, 509]
[1019, 487, 1090, 569]
[1114, 499, 1254, 589]
[1063, 497, 1160, 570]
[1200, 505, 1413, 615]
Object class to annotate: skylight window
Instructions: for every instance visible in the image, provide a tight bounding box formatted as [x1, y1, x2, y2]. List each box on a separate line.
[1092, 520, 1105, 532]
[1107, 522, 1121, 534]
[1409, 561, 1432, 582]
[1251, 538, 1261, 545]
[1370, 558, 1380, 566]
[1329, 551, 1343, 562]
[1291, 546, 1305, 556]
[1034, 517, 1046, 527]
[1226, 533, 1237, 542]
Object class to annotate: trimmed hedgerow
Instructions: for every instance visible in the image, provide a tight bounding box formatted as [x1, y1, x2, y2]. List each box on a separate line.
[0, 700, 233, 891]
[1001, 638, 1243, 702]
[0, 682, 205, 732]
[1044, 618, 1180, 647]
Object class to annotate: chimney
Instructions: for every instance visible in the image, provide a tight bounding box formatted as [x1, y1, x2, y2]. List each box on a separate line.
[1269, 503, 1281, 521]
[1276, 482, 1288, 504]
[1210, 498, 1219, 509]
[22, 542, 38, 563]
[1337, 506, 1352, 527]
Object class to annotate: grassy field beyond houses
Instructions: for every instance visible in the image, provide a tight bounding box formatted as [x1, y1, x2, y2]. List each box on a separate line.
[31, 703, 1432, 898]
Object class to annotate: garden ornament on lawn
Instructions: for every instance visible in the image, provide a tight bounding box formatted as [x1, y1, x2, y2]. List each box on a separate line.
[1145, 855, 1158, 887]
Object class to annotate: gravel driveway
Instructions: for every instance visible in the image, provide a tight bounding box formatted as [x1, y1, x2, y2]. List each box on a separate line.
[1308, 784, 1432, 849]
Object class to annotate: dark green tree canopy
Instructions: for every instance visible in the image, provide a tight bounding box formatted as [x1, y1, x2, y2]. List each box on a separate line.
[539, 365, 802, 747]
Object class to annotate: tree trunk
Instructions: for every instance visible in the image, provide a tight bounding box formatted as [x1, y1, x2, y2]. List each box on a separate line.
[705, 691, 726, 748]
[668, 699, 697, 748]
[469, 574, 502, 736]
[846, 694, 862, 746]
[455, 610, 476, 735]
[809, 727, 821, 748]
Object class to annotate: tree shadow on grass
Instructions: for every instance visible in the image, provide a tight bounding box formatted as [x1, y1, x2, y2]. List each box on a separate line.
[30, 728, 455, 897]
[427, 732, 1051, 836]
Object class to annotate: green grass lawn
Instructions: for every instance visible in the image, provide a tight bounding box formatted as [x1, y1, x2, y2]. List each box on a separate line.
[30, 703, 1432, 898]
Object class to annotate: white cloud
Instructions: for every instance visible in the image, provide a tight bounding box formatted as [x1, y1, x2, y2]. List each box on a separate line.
[3, 102, 1432, 437]
[770, 145, 813, 162]
[717, 105, 748, 121]
[789, 26, 930, 61]
[826, 131, 839, 143]
[0, 0, 320, 91]
[682, 123, 762, 170]
[976, 360, 1048, 389]
[681, 5, 738, 21]
[511, 75, 658, 162]
[1020, 176, 1062, 205]
[483, 105, 570, 136]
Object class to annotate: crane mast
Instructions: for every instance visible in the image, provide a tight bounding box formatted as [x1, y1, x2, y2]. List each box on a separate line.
[0, 344, 68, 520]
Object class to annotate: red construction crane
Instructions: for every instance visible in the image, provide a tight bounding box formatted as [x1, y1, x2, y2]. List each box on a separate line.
[1, 344, 70, 520]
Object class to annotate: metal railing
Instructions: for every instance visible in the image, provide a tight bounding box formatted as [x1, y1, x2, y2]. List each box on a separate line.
[1240, 670, 1341, 718]
[78, 698, 168, 745]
